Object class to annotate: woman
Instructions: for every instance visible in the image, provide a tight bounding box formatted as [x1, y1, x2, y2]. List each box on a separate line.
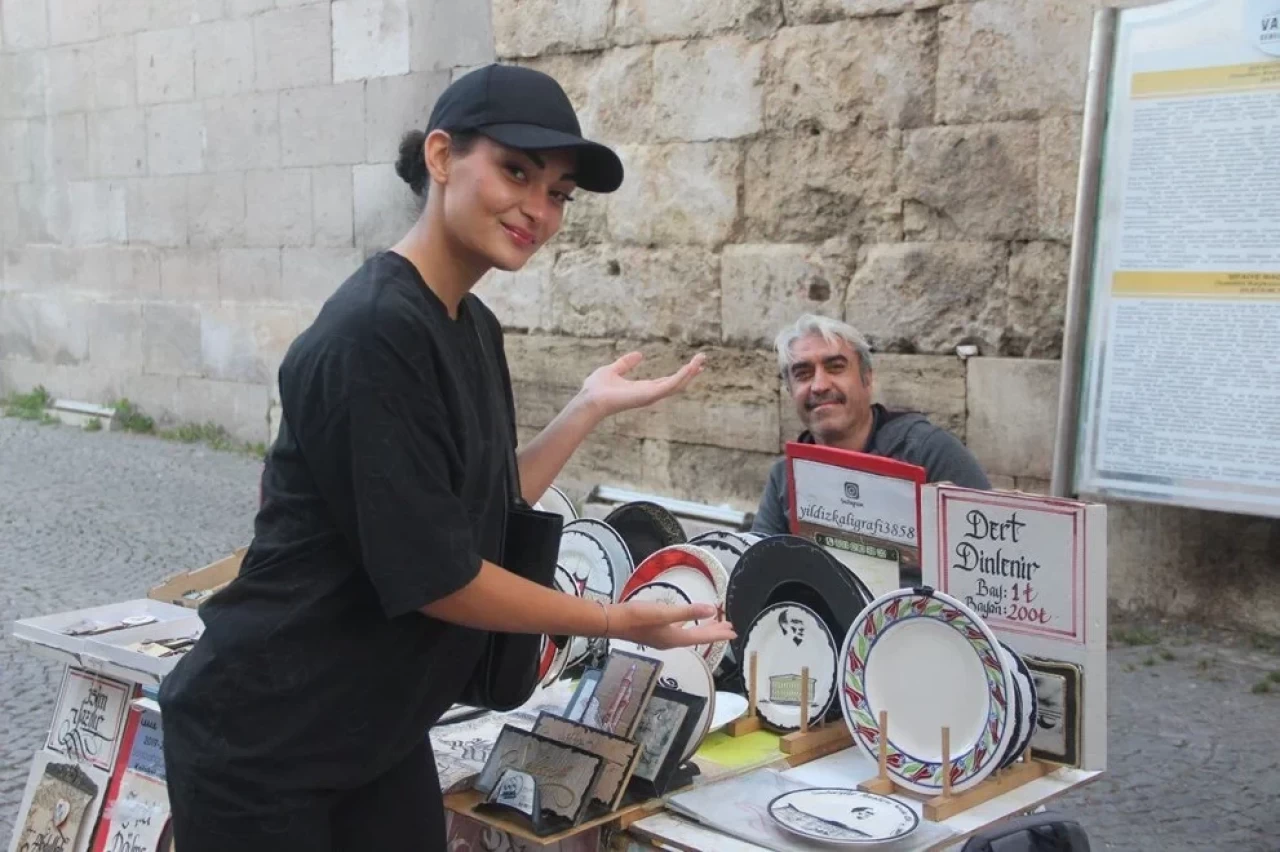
[158, 64, 735, 851]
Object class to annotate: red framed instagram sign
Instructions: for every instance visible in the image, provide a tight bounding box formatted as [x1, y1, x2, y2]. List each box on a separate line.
[785, 442, 925, 594]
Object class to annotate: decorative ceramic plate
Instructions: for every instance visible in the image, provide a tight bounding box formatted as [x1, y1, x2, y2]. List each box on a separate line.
[621, 545, 730, 669]
[709, 692, 749, 733]
[688, 531, 747, 575]
[737, 532, 766, 545]
[540, 566, 579, 684]
[605, 501, 687, 565]
[563, 518, 635, 599]
[535, 484, 578, 522]
[839, 588, 1016, 795]
[559, 531, 615, 666]
[621, 580, 692, 608]
[726, 535, 870, 680]
[743, 602, 837, 732]
[996, 641, 1037, 770]
[767, 788, 919, 845]
[613, 641, 716, 760]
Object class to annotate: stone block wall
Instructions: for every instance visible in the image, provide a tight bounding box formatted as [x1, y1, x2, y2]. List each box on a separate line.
[470, 0, 1279, 634]
[3, 0, 1276, 633]
[1, 0, 493, 438]
[473, 0, 1108, 503]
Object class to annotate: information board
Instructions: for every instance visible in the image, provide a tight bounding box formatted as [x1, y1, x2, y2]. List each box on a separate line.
[1071, 0, 1280, 518]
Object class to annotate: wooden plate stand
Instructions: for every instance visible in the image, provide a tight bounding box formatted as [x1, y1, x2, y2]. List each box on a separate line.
[724, 654, 853, 762]
[856, 711, 1052, 821]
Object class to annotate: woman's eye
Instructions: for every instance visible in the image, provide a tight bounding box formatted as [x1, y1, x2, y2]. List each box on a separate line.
[552, 191, 575, 204]
[505, 164, 527, 182]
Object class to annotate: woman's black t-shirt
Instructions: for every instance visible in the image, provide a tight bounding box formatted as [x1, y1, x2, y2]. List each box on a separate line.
[158, 251, 514, 794]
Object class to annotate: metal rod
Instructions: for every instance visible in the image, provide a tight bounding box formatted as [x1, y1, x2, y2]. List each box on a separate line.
[1050, 7, 1119, 498]
[587, 484, 749, 526]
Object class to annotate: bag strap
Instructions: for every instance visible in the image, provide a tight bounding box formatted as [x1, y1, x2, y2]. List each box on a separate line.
[465, 295, 525, 509]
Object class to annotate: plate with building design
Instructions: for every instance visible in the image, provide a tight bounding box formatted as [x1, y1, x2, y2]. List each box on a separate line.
[743, 602, 837, 732]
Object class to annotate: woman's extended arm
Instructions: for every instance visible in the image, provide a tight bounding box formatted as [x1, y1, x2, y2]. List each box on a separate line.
[515, 351, 705, 505]
[420, 559, 735, 650]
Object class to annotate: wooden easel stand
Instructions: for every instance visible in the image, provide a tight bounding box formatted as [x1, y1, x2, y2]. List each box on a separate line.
[725, 658, 853, 759]
[857, 713, 1052, 821]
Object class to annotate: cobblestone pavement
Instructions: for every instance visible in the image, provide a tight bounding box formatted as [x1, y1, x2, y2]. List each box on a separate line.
[3, 416, 1279, 849]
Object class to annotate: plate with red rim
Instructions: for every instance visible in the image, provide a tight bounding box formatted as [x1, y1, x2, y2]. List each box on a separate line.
[620, 545, 729, 669]
[839, 587, 1016, 795]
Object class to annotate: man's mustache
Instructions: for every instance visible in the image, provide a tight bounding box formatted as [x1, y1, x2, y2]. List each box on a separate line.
[804, 393, 846, 411]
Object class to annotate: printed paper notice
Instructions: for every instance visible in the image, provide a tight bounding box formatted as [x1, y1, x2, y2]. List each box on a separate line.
[1074, 1, 1280, 518]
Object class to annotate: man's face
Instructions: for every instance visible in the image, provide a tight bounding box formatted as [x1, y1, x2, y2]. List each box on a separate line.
[785, 334, 873, 444]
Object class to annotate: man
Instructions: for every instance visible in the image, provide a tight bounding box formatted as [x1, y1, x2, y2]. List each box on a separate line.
[752, 314, 990, 536]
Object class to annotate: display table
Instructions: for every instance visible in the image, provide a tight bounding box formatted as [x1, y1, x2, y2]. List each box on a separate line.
[625, 747, 1101, 851]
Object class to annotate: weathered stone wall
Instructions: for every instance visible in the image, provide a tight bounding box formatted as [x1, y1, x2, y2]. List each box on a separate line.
[0, 0, 493, 438]
[474, 0, 1104, 501]
[471, 0, 1280, 635]
[3, 0, 1277, 633]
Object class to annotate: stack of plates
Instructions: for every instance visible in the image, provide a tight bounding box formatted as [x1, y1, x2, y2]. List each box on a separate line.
[838, 588, 1019, 795]
[557, 518, 636, 667]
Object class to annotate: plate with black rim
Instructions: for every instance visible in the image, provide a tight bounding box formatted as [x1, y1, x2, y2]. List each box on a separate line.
[563, 518, 635, 599]
[767, 788, 919, 845]
[604, 501, 687, 565]
[725, 535, 871, 707]
[688, 531, 747, 574]
[534, 484, 578, 523]
[557, 532, 613, 667]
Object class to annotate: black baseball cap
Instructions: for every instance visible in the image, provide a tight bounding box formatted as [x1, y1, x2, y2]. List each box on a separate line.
[427, 64, 624, 193]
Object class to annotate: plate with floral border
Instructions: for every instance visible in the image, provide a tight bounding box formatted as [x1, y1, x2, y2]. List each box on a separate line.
[839, 587, 1015, 795]
[619, 545, 729, 669]
[767, 788, 919, 845]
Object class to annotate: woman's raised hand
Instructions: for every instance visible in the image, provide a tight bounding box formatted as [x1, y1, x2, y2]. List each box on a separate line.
[580, 351, 706, 418]
[605, 601, 735, 650]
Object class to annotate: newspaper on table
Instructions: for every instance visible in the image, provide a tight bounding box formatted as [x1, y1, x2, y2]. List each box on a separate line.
[430, 681, 578, 794]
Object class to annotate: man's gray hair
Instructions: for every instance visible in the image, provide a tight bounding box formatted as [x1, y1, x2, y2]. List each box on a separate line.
[775, 314, 874, 386]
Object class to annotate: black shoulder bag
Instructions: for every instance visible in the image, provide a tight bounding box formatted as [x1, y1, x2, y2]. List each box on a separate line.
[460, 298, 566, 712]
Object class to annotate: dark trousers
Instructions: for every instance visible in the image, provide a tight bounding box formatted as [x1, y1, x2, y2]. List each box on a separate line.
[164, 740, 447, 851]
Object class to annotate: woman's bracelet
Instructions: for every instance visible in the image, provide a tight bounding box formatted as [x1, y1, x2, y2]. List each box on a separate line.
[596, 600, 610, 638]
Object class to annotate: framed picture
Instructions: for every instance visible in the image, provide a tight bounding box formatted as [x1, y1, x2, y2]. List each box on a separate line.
[532, 711, 641, 812]
[627, 687, 706, 799]
[583, 650, 663, 738]
[564, 667, 602, 724]
[1024, 655, 1082, 767]
[474, 726, 605, 827]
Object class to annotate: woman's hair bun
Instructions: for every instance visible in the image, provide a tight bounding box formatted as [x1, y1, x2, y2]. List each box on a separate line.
[395, 130, 429, 196]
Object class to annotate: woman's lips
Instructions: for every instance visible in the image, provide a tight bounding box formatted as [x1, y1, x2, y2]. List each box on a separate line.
[502, 223, 536, 247]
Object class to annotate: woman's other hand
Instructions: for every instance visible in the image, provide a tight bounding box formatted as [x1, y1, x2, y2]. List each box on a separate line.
[606, 601, 735, 650]
[580, 351, 706, 418]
